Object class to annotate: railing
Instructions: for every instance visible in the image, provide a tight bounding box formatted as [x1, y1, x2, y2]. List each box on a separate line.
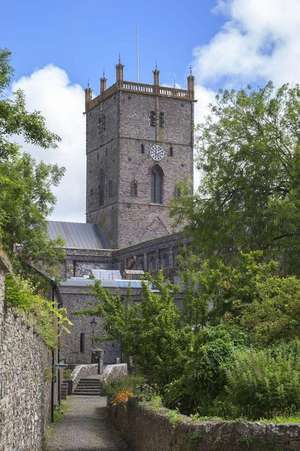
[86, 80, 192, 110]
[122, 81, 154, 94]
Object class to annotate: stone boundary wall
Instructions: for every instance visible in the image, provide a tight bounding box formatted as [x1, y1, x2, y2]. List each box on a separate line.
[0, 253, 52, 451]
[109, 399, 300, 451]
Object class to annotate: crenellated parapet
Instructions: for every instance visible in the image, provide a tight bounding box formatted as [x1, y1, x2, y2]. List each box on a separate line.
[85, 60, 195, 112]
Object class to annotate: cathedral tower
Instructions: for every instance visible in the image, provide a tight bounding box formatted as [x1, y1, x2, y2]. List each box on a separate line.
[85, 62, 195, 249]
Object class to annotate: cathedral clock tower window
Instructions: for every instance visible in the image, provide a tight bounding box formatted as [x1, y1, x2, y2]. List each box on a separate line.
[151, 165, 163, 204]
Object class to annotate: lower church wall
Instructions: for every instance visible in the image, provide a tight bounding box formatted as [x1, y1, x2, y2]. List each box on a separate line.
[59, 286, 123, 365]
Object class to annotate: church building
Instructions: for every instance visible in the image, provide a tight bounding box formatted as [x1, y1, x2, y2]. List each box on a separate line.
[48, 62, 195, 365]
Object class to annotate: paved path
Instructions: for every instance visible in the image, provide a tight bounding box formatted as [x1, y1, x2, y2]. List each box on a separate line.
[46, 396, 128, 451]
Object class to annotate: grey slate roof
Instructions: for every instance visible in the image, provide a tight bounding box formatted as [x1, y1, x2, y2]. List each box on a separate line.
[60, 277, 145, 289]
[47, 221, 110, 250]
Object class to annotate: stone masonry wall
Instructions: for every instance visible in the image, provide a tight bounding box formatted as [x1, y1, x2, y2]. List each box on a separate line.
[58, 286, 122, 365]
[109, 399, 300, 451]
[86, 85, 194, 249]
[0, 255, 52, 451]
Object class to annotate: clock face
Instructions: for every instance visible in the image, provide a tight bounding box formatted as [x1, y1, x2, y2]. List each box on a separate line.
[149, 144, 165, 161]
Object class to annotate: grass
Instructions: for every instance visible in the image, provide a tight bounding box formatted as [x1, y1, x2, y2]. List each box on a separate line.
[258, 415, 300, 424]
[53, 400, 69, 423]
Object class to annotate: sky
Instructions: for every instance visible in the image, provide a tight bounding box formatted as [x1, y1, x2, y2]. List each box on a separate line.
[1, 0, 300, 222]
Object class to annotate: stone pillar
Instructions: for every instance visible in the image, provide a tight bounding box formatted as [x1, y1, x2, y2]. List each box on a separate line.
[100, 74, 107, 94]
[153, 66, 160, 94]
[85, 87, 92, 111]
[116, 57, 124, 86]
[187, 68, 195, 100]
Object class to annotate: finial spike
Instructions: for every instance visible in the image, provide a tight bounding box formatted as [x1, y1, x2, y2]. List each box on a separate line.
[189, 65, 193, 75]
[118, 53, 121, 65]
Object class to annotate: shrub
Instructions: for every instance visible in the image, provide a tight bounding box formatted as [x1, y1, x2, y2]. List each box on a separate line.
[102, 374, 144, 399]
[5, 274, 71, 348]
[163, 326, 239, 415]
[111, 389, 134, 406]
[219, 341, 300, 419]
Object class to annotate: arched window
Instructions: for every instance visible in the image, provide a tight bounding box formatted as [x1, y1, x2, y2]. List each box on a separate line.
[151, 165, 164, 204]
[99, 169, 105, 205]
[130, 180, 138, 197]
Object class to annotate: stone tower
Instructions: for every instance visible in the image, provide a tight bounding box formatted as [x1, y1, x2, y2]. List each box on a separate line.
[85, 61, 195, 249]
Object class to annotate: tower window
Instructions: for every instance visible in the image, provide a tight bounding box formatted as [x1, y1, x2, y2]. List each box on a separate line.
[150, 111, 156, 127]
[130, 180, 138, 197]
[98, 114, 106, 133]
[169, 146, 173, 157]
[108, 180, 113, 198]
[99, 169, 105, 205]
[159, 112, 165, 128]
[99, 185, 104, 205]
[80, 333, 85, 353]
[151, 165, 163, 204]
[141, 143, 145, 154]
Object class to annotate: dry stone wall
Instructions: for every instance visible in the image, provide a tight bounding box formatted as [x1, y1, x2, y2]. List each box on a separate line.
[0, 254, 52, 451]
[109, 399, 300, 451]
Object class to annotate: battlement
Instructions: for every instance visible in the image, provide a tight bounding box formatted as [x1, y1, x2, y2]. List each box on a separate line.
[85, 61, 195, 112]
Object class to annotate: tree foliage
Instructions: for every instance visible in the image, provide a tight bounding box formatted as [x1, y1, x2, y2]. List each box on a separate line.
[80, 274, 190, 388]
[0, 49, 65, 275]
[5, 274, 71, 348]
[172, 82, 300, 274]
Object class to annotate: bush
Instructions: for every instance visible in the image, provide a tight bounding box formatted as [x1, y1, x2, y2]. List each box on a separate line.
[217, 341, 300, 419]
[102, 374, 144, 399]
[163, 326, 241, 415]
[5, 274, 71, 348]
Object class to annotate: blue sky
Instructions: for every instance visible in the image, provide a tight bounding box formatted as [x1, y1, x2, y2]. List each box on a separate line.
[1, 0, 299, 221]
[2, 0, 223, 90]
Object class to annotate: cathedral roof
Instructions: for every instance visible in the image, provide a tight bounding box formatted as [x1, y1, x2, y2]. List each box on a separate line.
[47, 221, 109, 250]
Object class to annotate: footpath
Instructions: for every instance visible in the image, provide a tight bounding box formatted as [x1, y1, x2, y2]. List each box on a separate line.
[46, 395, 128, 451]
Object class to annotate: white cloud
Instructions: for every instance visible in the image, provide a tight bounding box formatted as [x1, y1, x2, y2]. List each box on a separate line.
[194, 0, 300, 87]
[192, 0, 300, 190]
[12, 65, 86, 222]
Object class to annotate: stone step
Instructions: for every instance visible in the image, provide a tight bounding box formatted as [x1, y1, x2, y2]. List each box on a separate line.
[75, 387, 100, 391]
[79, 379, 100, 384]
[73, 391, 101, 396]
[75, 386, 100, 390]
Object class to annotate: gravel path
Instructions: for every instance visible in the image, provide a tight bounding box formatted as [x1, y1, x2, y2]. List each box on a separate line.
[46, 396, 128, 451]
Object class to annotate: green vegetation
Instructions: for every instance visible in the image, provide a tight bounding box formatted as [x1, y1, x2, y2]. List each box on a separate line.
[102, 374, 144, 399]
[5, 274, 71, 348]
[0, 49, 70, 347]
[53, 401, 69, 423]
[171, 82, 300, 276]
[0, 49, 65, 278]
[81, 82, 300, 422]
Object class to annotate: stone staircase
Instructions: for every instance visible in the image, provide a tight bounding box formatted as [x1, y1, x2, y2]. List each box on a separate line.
[73, 378, 101, 396]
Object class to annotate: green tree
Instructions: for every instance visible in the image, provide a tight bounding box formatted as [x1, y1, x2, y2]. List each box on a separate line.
[0, 49, 65, 274]
[172, 82, 300, 274]
[240, 276, 300, 345]
[81, 274, 190, 388]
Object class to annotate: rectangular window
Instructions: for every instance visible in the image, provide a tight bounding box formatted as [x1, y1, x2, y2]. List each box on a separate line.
[141, 143, 145, 154]
[159, 112, 165, 128]
[150, 111, 156, 127]
[80, 333, 85, 353]
[108, 180, 113, 198]
[98, 114, 106, 133]
[169, 146, 173, 156]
